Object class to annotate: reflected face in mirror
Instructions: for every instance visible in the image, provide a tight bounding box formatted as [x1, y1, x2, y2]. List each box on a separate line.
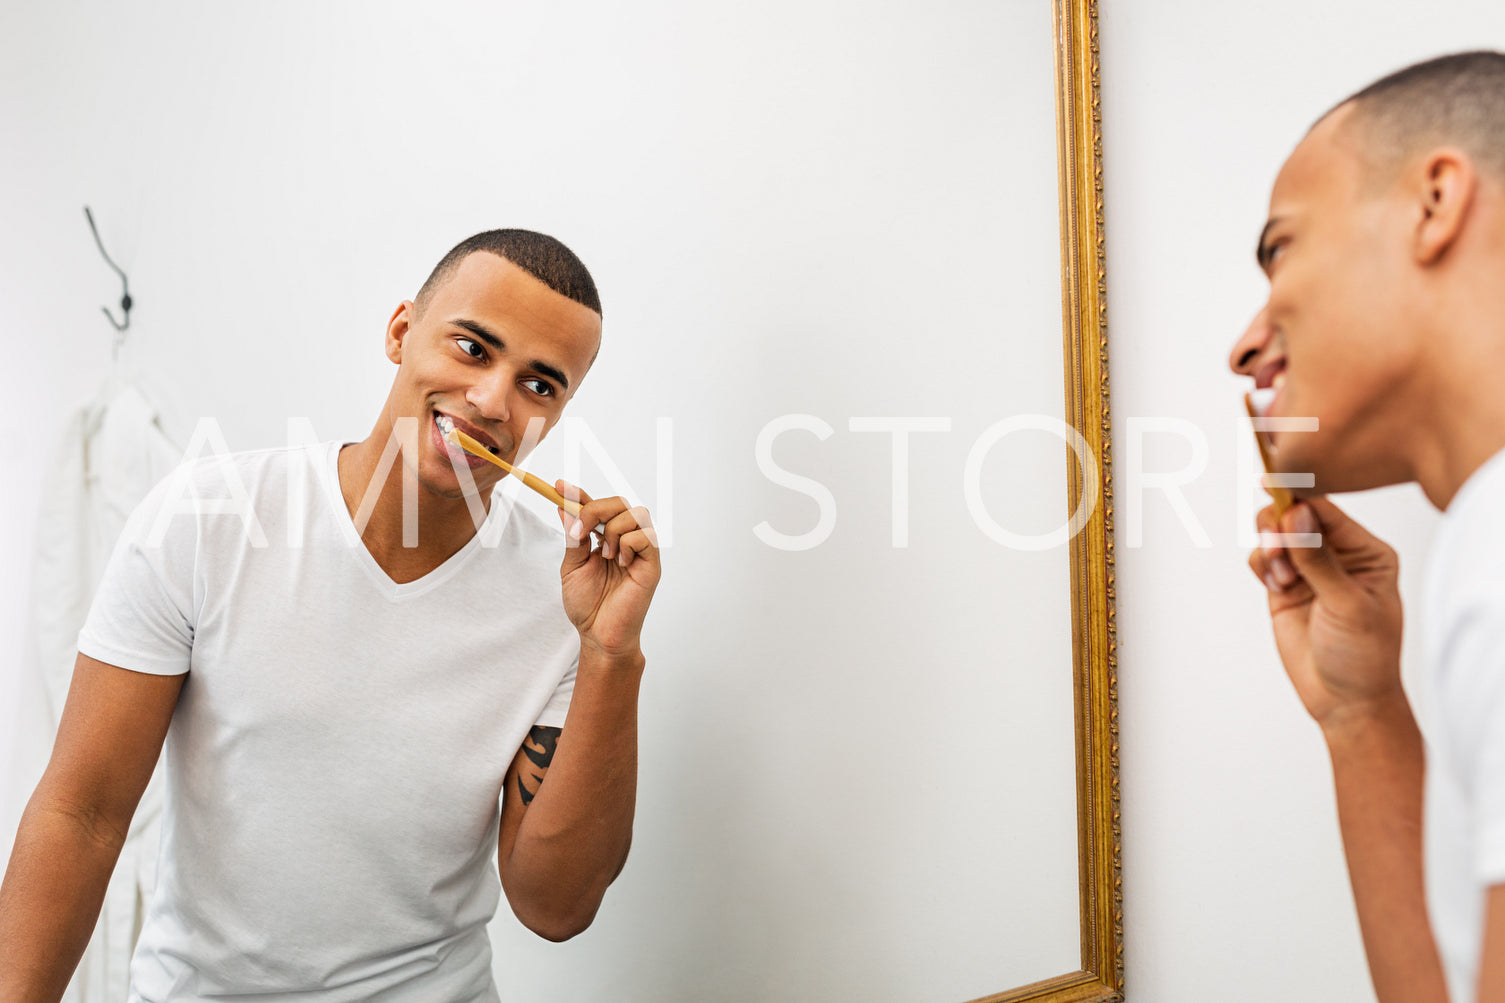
[1234, 103, 1420, 492]
[382, 251, 602, 499]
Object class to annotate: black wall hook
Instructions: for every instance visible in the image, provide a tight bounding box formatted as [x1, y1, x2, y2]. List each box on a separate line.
[83, 205, 132, 336]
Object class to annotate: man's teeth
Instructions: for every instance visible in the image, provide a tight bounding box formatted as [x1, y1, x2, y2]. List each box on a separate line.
[436, 414, 501, 455]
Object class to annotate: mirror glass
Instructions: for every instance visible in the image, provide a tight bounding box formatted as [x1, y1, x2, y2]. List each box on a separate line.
[502, 2, 1082, 998]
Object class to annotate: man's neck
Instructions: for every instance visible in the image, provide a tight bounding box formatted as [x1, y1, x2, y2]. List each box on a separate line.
[335, 435, 490, 583]
[1403, 316, 1505, 511]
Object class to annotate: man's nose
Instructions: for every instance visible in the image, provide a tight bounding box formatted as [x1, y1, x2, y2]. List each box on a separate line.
[1228, 306, 1273, 376]
[466, 372, 513, 425]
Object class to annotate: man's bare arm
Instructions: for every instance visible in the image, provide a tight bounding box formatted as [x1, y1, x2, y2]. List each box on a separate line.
[0, 654, 183, 1002]
[1476, 885, 1505, 1000]
[1324, 697, 1448, 1003]
[496, 650, 642, 942]
[491, 485, 656, 942]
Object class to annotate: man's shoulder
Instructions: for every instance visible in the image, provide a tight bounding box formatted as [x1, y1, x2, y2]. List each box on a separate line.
[1426, 448, 1505, 686]
[129, 442, 333, 542]
[174, 440, 328, 477]
[1433, 448, 1505, 581]
[153, 441, 331, 501]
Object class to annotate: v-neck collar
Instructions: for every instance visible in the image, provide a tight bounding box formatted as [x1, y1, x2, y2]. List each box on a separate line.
[316, 441, 498, 601]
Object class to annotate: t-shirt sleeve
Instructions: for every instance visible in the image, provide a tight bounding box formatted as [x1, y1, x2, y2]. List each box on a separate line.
[76, 466, 197, 676]
[532, 651, 577, 730]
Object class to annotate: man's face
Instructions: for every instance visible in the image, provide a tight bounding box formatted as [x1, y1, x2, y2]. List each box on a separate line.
[383, 251, 602, 499]
[1229, 104, 1422, 493]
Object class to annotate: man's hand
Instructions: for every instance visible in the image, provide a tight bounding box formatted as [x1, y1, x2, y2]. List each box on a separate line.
[555, 482, 661, 658]
[1249, 497, 1446, 1003]
[1248, 497, 1405, 729]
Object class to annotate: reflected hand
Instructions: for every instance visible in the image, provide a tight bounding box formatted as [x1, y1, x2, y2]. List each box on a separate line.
[1248, 498, 1405, 728]
[555, 481, 661, 659]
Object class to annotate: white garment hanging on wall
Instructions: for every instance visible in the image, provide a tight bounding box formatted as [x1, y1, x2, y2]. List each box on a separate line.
[24, 375, 182, 1003]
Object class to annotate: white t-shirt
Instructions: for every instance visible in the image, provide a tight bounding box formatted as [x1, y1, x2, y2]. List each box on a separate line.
[1423, 445, 1505, 1002]
[77, 441, 579, 1003]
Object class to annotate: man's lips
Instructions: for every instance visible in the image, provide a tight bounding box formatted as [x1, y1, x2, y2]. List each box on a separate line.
[433, 413, 515, 474]
[1253, 358, 1287, 391]
[434, 411, 502, 453]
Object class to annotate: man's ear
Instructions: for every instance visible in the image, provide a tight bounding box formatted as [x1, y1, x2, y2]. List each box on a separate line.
[385, 301, 416, 364]
[1413, 147, 1477, 266]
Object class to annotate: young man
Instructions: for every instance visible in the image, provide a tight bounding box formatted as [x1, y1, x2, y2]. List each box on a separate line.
[1232, 52, 1505, 1003]
[0, 230, 660, 1001]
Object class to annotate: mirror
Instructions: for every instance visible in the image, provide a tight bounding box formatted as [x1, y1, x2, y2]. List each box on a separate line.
[4, 0, 1117, 999]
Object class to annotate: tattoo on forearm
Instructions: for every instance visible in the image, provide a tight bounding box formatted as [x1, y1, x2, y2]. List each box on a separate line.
[516, 726, 562, 806]
[522, 726, 561, 769]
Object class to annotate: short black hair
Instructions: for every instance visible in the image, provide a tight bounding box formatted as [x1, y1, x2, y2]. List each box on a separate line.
[414, 229, 602, 318]
[1328, 50, 1505, 184]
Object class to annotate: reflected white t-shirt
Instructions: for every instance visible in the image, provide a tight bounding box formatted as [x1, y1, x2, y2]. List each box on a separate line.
[1423, 445, 1505, 1003]
[77, 442, 578, 1003]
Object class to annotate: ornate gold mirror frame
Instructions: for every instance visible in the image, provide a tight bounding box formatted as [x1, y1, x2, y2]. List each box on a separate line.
[974, 2, 1122, 1001]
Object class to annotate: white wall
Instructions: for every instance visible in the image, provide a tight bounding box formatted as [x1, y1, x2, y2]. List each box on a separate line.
[4, 1, 1502, 1000]
[1, 2, 1081, 1001]
[1101, 3, 1505, 1001]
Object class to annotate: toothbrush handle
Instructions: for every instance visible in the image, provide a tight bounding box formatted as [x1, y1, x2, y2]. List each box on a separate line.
[448, 428, 611, 535]
[521, 473, 608, 535]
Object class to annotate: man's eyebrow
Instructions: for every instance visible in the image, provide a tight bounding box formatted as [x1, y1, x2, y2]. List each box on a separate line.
[529, 360, 570, 392]
[1256, 216, 1285, 274]
[450, 318, 571, 391]
[453, 318, 505, 350]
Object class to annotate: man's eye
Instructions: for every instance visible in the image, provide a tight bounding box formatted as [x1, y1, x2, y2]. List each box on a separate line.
[523, 378, 555, 397]
[458, 338, 485, 360]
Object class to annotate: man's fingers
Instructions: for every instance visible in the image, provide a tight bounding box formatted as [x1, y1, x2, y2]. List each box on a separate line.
[556, 481, 600, 549]
[615, 527, 659, 569]
[627, 507, 658, 547]
[613, 509, 659, 564]
[1249, 548, 1314, 606]
[1254, 502, 1289, 559]
[1255, 503, 1282, 535]
[556, 480, 597, 530]
[555, 488, 659, 568]
[1300, 496, 1394, 562]
[558, 509, 594, 571]
[555, 479, 593, 507]
[596, 504, 657, 563]
[1260, 540, 1299, 589]
[573, 496, 627, 559]
[1252, 502, 1299, 589]
[1278, 502, 1351, 595]
[1249, 546, 1296, 594]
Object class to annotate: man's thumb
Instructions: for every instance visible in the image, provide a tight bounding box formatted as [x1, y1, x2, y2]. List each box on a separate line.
[1282, 503, 1348, 594]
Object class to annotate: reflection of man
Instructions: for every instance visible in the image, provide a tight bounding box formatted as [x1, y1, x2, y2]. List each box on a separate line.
[1230, 52, 1505, 1002]
[0, 230, 660, 1001]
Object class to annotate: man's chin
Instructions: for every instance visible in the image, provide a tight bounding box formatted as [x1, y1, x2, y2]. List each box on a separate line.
[422, 461, 496, 501]
[1279, 444, 1409, 497]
